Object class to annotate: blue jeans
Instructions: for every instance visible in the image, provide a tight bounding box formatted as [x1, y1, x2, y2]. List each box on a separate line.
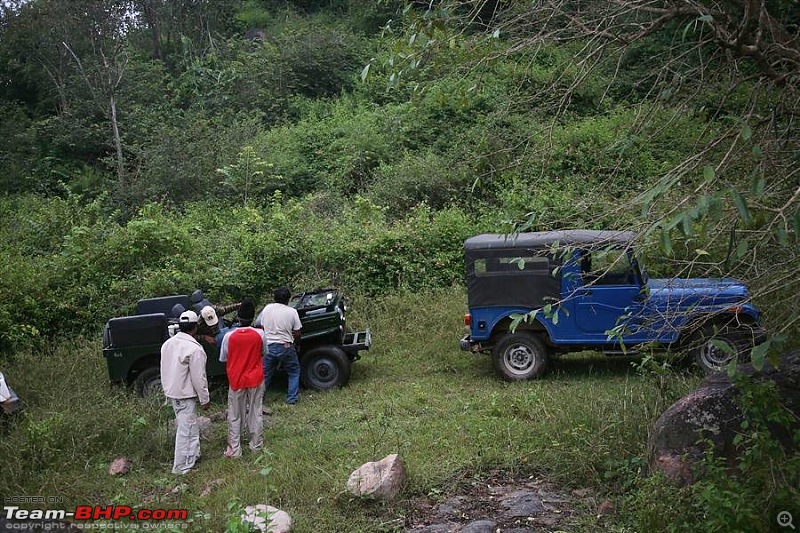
[263, 343, 300, 404]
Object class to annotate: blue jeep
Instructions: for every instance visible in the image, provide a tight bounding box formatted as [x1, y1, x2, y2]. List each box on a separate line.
[460, 230, 766, 380]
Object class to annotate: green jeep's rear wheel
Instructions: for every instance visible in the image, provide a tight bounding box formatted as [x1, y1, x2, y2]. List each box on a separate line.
[134, 367, 163, 399]
[301, 346, 351, 391]
[492, 332, 549, 381]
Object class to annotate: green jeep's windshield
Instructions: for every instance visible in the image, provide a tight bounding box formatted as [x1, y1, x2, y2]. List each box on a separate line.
[291, 290, 337, 309]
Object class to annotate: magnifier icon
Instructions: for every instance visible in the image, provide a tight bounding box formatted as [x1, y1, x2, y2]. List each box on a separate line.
[779, 511, 795, 529]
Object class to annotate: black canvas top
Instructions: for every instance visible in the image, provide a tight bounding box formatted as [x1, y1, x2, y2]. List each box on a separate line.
[464, 230, 636, 251]
[464, 230, 635, 308]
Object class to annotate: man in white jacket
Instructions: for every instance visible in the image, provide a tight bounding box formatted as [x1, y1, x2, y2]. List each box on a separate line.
[161, 310, 210, 474]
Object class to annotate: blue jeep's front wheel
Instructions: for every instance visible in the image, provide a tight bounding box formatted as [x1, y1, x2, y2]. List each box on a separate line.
[492, 333, 549, 381]
[691, 325, 750, 374]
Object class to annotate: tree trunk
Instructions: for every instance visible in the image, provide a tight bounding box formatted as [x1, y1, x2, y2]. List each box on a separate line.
[144, 0, 162, 60]
[109, 92, 125, 189]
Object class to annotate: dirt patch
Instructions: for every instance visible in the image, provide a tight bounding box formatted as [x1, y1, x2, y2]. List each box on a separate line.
[404, 469, 597, 532]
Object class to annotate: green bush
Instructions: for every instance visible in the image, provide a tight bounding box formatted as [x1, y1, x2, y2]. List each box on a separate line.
[366, 151, 472, 212]
[274, 20, 367, 98]
[252, 100, 405, 195]
[0, 194, 485, 346]
[126, 107, 263, 206]
[0, 101, 39, 194]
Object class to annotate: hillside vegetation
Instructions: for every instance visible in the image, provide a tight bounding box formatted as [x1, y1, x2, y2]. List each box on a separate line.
[0, 1, 798, 531]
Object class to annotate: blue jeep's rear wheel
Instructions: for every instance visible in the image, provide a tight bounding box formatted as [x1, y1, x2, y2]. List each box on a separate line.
[492, 332, 548, 381]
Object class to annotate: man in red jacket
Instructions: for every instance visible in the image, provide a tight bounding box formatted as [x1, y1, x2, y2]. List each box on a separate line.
[219, 299, 266, 457]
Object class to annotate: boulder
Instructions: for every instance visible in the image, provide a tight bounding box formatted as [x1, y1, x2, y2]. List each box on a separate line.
[241, 504, 292, 533]
[460, 520, 496, 533]
[347, 453, 406, 500]
[649, 349, 800, 484]
[108, 457, 132, 476]
[500, 490, 546, 517]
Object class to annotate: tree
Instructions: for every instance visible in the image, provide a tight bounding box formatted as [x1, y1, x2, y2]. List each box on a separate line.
[0, 0, 136, 190]
[0, 0, 86, 116]
[60, 0, 135, 188]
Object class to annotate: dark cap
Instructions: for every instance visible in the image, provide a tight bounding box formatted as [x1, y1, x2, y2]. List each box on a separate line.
[238, 298, 255, 321]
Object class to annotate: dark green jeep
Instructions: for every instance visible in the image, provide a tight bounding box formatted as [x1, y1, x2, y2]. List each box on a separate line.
[102, 289, 371, 397]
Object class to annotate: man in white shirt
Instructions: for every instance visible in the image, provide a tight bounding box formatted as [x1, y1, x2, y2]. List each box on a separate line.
[258, 287, 302, 404]
[160, 310, 210, 474]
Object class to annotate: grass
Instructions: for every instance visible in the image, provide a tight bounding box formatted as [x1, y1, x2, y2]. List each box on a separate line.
[0, 286, 700, 531]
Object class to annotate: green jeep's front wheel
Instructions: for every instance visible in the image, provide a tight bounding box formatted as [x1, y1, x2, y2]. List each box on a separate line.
[492, 332, 549, 381]
[301, 346, 352, 391]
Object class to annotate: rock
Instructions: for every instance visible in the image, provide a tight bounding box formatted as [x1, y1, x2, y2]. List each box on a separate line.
[460, 519, 496, 533]
[648, 349, 800, 485]
[347, 453, 406, 500]
[500, 490, 545, 517]
[531, 516, 559, 527]
[170, 483, 189, 495]
[108, 457, 132, 476]
[597, 500, 614, 516]
[200, 478, 224, 497]
[435, 496, 465, 518]
[241, 504, 292, 533]
[407, 525, 454, 533]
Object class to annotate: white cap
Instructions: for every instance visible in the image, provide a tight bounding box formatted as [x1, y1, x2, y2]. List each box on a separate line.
[200, 306, 219, 326]
[179, 310, 199, 324]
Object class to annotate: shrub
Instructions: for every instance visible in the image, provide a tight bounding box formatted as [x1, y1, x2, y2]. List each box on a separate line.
[366, 151, 472, 213]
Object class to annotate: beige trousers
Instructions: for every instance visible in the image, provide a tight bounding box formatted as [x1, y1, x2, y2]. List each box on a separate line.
[171, 397, 200, 474]
[226, 383, 265, 457]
